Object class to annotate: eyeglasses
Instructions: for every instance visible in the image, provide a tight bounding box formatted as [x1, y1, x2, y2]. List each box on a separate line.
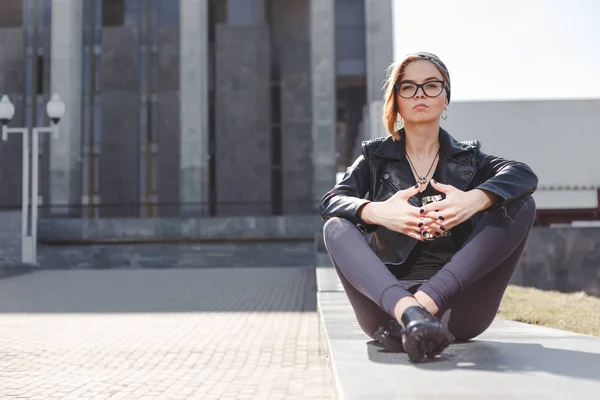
[395, 80, 446, 99]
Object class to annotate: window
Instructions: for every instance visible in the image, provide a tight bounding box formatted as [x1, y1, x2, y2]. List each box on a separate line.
[36, 56, 44, 95]
[0, 0, 23, 28]
[157, 0, 180, 26]
[102, 0, 125, 27]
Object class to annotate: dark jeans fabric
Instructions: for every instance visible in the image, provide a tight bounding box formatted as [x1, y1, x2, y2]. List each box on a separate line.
[323, 195, 536, 342]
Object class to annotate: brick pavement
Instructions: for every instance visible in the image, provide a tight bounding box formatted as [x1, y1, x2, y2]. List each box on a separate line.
[0, 268, 334, 399]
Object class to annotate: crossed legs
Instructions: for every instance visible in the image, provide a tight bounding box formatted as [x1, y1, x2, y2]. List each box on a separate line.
[323, 195, 536, 341]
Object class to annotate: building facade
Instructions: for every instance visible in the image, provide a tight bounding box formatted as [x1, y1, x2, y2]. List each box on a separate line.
[0, 0, 394, 218]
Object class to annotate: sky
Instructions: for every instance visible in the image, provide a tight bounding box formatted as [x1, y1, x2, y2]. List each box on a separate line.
[393, 0, 600, 101]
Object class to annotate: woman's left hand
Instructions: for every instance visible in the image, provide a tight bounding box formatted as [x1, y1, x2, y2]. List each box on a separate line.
[420, 179, 497, 234]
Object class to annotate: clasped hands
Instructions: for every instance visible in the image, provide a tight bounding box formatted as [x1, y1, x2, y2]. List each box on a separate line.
[361, 179, 495, 241]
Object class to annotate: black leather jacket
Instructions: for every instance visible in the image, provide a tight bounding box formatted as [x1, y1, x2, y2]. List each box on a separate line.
[320, 128, 538, 265]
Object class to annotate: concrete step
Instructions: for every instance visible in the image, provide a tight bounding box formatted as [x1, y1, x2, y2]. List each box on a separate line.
[36, 242, 316, 270]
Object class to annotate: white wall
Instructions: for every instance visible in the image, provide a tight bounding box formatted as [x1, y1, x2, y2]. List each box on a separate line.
[441, 99, 600, 209]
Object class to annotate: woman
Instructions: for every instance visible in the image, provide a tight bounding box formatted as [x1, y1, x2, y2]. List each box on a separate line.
[320, 52, 538, 363]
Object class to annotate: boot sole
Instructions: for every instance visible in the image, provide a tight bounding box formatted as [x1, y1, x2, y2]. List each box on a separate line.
[373, 330, 404, 353]
[403, 326, 452, 362]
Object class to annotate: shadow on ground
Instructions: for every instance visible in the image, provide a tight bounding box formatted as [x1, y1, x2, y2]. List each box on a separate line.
[366, 339, 600, 381]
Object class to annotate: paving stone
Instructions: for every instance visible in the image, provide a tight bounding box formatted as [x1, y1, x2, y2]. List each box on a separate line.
[0, 268, 334, 399]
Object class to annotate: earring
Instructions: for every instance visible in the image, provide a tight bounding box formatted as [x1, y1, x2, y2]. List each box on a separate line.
[397, 116, 403, 130]
[441, 109, 448, 120]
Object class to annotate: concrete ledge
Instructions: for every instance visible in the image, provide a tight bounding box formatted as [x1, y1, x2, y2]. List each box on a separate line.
[315, 266, 600, 399]
[39, 215, 323, 243]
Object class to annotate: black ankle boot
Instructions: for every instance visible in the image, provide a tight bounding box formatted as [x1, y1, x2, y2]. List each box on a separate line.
[373, 320, 404, 352]
[401, 306, 454, 362]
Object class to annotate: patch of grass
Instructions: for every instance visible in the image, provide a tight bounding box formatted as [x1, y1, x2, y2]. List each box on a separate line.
[497, 285, 600, 337]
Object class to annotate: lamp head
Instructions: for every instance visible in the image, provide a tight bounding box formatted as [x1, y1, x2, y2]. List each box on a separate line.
[46, 94, 66, 124]
[0, 95, 15, 126]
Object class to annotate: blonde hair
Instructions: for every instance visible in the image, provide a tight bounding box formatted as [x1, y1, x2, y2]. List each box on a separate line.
[382, 55, 451, 141]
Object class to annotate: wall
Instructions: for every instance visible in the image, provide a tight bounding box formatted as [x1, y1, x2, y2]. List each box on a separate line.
[214, 24, 272, 216]
[0, 28, 25, 208]
[271, 0, 313, 214]
[99, 27, 140, 217]
[512, 227, 600, 297]
[441, 99, 600, 210]
[0, 211, 22, 261]
[0, 211, 33, 277]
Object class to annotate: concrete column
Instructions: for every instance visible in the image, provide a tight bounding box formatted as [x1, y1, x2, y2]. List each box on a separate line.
[180, 0, 209, 215]
[365, 0, 393, 139]
[310, 0, 336, 209]
[227, 0, 264, 24]
[49, 0, 83, 215]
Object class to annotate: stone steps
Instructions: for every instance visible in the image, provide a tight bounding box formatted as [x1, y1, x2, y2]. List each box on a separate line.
[36, 241, 316, 270]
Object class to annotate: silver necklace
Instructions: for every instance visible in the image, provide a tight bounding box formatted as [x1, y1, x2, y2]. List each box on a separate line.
[405, 149, 440, 184]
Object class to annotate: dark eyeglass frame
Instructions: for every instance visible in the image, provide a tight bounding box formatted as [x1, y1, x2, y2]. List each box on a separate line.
[394, 80, 447, 99]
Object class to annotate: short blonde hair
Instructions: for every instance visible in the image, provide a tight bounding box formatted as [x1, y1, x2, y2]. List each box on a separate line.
[382, 55, 450, 141]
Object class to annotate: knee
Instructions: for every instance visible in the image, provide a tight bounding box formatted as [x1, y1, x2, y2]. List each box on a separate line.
[323, 217, 354, 245]
[520, 194, 536, 217]
[510, 194, 536, 219]
[323, 217, 342, 235]
[513, 194, 537, 228]
[493, 194, 536, 226]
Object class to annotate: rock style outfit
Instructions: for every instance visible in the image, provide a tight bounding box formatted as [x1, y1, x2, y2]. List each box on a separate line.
[320, 128, 538, 343]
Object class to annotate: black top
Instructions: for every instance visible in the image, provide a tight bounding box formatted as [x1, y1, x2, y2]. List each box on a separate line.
[387, 167, 459, 281]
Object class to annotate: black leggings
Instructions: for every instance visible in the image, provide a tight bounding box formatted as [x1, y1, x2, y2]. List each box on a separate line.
[323, 195, 536, 342]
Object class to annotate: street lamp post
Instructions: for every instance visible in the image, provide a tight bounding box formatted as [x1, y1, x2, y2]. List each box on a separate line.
[0, 94, 66, 264]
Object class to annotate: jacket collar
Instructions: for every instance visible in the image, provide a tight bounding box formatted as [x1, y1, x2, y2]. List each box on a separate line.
[372, 127, 473, 160]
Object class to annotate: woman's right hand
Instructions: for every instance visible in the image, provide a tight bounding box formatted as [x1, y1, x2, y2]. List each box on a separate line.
[360, 184, 426, 241]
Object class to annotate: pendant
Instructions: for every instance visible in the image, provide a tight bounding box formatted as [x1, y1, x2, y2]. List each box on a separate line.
[417, 176, 427, 184]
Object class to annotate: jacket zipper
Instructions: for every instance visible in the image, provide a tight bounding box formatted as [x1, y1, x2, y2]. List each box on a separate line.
[379, 177, 420, 263]
[380, 178, 401, 194]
